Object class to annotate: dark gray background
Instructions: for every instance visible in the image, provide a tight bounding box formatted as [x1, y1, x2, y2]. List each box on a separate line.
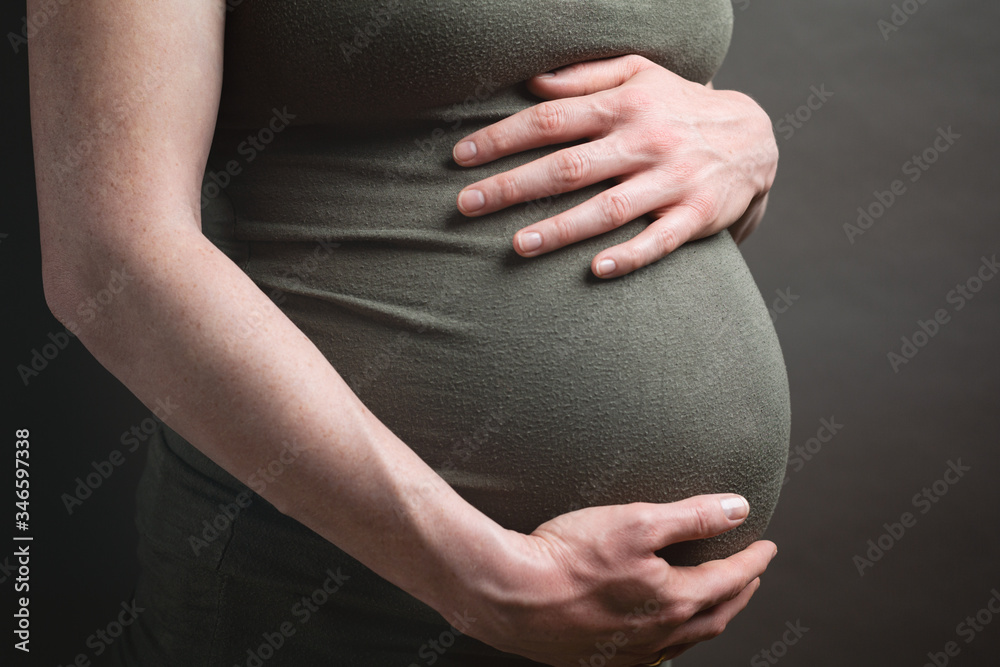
[3, 0, 998, 665]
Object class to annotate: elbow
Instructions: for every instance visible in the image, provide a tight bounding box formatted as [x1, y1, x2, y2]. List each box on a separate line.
[41, 257, 137, 336]
[40, 248, 82, 330]
[37, 208, 81, 323]
[38, 238, 115, 335]
[38, 218, 140, 334]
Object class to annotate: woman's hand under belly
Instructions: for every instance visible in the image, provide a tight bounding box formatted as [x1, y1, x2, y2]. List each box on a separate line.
[452, 493, 778, 666]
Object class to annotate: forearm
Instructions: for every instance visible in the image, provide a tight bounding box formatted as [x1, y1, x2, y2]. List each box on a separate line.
[42, 221, 510, 616]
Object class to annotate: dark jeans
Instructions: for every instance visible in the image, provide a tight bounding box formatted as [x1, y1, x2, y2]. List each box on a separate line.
[110, 421, 540, 666]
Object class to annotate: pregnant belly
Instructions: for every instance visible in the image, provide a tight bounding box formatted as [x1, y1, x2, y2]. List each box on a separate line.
[244, 212, 790, 566]
[206, 94, 790, 565]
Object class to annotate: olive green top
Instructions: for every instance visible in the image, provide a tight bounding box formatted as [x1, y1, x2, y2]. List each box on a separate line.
[189, 0, 788, 570]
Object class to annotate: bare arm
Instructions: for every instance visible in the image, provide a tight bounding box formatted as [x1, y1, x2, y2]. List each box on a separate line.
[29, 0, 504, 616]
[29, 2, 775, 664]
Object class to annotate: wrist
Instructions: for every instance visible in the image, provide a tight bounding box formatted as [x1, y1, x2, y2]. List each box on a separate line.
[422, 520, 546, 647]
[354, 425, 530, 628]
[421, 514, 525, 620]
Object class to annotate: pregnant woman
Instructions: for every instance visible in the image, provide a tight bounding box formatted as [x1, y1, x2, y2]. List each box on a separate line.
[28, 0, 788, 665]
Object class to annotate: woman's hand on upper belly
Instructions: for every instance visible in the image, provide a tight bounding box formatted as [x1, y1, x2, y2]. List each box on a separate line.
[457, 494, 776, 666]
[451, 54, 778, 279]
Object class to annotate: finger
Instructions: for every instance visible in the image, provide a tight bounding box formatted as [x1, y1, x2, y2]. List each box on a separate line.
[670, 541, 776, 612]
[505, 176, 670, 257]
[659, 577, 761, 648]
[630, 495, 751, 555]
[525, 54, 656, 99]
[456, 140, 645, 217]
[589, 203, 709, 278]
[452, 95, 612, 168]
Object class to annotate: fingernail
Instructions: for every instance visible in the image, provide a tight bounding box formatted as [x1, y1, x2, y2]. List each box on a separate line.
[721, 496, 749, 520]
[519, 232, 542, 252]
[459, 189, 485, 212]
[596, 258, 617, 276]
[535, 71, 556, 79]
[454, 141, 477, 162]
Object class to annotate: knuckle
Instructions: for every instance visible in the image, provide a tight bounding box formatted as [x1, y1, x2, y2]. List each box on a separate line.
[652, 225, 682, 258]
[629, 504, 660, 536]
[548, 214, 576, 247]
[601, 190, 634, 228]
[642, 127, 680, 157]
[553, 150, 589, 186]
[706, 616, 728, 638]
[737, 90, 771, 126]
[618, 86, 657, 113]
[661, 600, 696, 627]
[728, 576, 750, 601]
[532, 101, 567, 135]
[606, 88, 657, 127]
[622, 53, 651, 72]
[495, 175, 520, 206]
[688, 503, 715, 537]
[617, 240, 647, 273]
[477, 124, 506, 155]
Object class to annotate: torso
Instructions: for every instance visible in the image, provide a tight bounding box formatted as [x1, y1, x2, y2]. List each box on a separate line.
[199, 0, 788, 565]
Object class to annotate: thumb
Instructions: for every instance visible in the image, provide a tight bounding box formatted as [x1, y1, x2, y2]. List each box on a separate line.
[525, 54, 654, 99]
[651, 494, 750, 550]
